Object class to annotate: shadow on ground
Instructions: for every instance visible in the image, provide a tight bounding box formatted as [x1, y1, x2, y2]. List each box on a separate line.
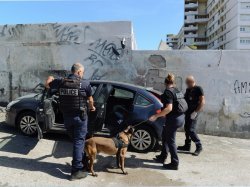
[0, 121, 71, 157]
[0, 155, 70, 179]
[0, 121, 183, 184]
[0, 122, 39, 155]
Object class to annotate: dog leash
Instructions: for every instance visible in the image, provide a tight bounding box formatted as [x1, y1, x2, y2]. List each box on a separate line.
[132, 119, 149, 128]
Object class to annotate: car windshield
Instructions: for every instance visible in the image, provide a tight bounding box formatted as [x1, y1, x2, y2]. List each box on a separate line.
[33, 83, 45, 93]
[32, 84, 45, 99]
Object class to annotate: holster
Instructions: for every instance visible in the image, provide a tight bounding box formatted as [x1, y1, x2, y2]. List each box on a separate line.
[80, 107, 87, 121]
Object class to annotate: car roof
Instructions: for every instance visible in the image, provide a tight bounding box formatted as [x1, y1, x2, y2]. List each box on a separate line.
[90, 80, 161, 93]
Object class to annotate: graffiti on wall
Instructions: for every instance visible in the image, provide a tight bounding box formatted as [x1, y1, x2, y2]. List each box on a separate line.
[52, 23, 82, 42]
[234, 80, 250, 94]
[84, 38, 126, 80]
[240, 111, 250, 118]
[232, 80, 250, 118]
[85, 39, 125, 66]
[0, 24, 25, 38]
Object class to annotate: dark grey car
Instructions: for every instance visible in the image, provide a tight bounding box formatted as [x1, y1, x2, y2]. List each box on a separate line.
[5, 81, 164, 153]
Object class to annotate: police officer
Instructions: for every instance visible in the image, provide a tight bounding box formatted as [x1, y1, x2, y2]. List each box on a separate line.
[178, 75, 205, 156]
[150, 73, 186, 170]
[45, 63, 95, 180]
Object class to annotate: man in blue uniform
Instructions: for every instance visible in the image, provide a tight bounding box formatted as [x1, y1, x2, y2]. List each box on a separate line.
[45, 63, 95, 181]
[178, 76, 205, 156]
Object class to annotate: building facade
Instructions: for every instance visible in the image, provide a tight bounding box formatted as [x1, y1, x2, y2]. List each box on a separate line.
[184, 0, 208, 49]
[167, 0, 250, 50]
[166, 34, 179, 49]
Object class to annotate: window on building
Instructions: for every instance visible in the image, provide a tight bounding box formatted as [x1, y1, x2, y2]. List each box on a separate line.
[240, 14, 250, 21]
[208, 41, 214, 48]
[241, 2, 250, 9]
[219, 45, 224, 49]
[240, 26, 250, 33]
[240, 38, 250, 45]
[240, 27, 245, 32]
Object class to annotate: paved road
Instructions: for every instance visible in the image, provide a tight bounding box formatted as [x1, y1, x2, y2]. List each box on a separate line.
[0, 112, 250, 186]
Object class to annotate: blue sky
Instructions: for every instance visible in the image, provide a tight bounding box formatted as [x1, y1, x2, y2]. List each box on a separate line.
[0, 0, 184, 49]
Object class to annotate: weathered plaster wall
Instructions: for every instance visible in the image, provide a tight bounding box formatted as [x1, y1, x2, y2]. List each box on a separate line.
[131, 50, 250, 139]
[0, 22, 250, 138]
[0, 21, 134, 103]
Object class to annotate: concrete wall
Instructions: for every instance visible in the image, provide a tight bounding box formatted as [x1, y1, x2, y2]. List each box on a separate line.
[130, 50, 250, 139]
[0, 22, 250, 138]
[0, 21, 135, 103]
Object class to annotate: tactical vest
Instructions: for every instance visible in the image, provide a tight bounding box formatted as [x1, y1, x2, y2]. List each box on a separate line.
[58, 78, 87, 114]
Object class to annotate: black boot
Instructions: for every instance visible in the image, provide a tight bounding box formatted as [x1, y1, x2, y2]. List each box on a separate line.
[154, 155, 167, 163]
[69, 170, 88, 181]
[163, 163, 178, 170]
[193, 146, 203, 156]
[177, 141, 191, 152]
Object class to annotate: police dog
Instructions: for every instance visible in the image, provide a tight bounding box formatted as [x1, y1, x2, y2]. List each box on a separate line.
[85, 126, 134, 177]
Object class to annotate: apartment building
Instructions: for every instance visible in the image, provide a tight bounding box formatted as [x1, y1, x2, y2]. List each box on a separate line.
[166, 27, 185, 49]
[167, 0, 250, 50]
[166, 34, 179, 49]
[207, 0, 250, 49]
[183, 0, 208, 49]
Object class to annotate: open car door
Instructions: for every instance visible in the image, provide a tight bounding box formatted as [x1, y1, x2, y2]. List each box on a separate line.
[36, 89, 56, 133]
[88, 84, 113, 134]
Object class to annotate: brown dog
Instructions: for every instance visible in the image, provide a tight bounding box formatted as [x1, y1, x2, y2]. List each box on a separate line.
[85, 126, 134, 177]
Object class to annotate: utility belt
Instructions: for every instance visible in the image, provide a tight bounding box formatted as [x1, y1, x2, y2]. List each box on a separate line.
[80, 106, 87, 121]
[62, 106, 87, 120]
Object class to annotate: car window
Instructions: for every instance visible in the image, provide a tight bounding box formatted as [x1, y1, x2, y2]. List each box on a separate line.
[96, 91, 106, 103]
[135, 94, 152, 106]
[96, 84, 110, 103]
[90, 84, 99, 96]
[112, 87, 134, 99]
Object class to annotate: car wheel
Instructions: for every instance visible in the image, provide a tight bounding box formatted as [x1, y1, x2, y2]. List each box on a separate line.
[17, 112, 37, 136]
[130, 126, 156, 153]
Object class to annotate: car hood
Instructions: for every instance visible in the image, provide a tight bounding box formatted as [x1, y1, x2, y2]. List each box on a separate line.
[15, 93, 39, 101]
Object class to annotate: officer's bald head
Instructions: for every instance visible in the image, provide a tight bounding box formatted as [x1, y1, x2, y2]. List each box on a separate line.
[71, 63, 85, 78]
[186, 75, 196, 88]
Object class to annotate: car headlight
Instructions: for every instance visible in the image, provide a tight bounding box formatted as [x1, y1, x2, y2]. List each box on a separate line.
[6, 100, 20, 111]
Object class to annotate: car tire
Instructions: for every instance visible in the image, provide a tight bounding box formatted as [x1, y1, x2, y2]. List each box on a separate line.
[17, 112, 37, 136]
[130, 126, 156, 153]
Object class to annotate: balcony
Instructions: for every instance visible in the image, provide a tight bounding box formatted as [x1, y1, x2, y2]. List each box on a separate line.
[184, 25, 198, 31]
[195, 15, 209, 23]
[194, 38, 208, 45]
[185, 14, 209, 23]
[185, 10, 198, 15]
[185, 3, 198, 9]
[167, 39, 178, 44]
[185, 32, 198, 38]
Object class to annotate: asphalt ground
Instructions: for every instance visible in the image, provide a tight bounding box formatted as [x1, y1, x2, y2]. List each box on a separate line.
[0, 112, 250, 186]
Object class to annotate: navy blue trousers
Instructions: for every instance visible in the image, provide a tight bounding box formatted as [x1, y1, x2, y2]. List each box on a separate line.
[162, 114, 185, 165]
[185, 113, 202, 147]
[64, 115, 88, 172]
